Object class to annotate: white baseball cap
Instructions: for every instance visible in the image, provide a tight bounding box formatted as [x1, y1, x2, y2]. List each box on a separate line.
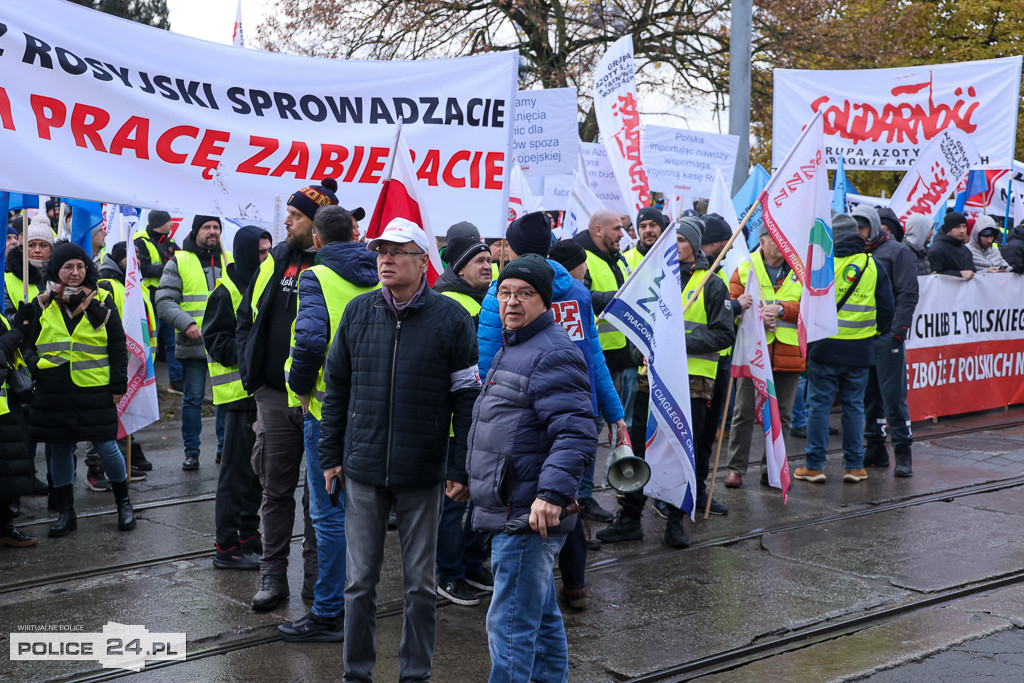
[366, 217, 430, 254]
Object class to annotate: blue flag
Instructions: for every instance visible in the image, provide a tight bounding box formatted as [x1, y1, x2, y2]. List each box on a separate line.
[67, 199, 104, 254]
[954, 170, 989, 213]
[732, 165, 771, 251]
[832, 154, 848, 215]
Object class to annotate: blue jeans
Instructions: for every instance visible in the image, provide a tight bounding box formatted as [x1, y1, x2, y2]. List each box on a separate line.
[158, 318, 182, 382]
[303, 414, 346, 618]
[804, 361, 869, 471]
[49, 440, 126, 487]
[487, 533, 568, 683]
[791, 375, 808, 430]
[436, 496, 487, 584]
[864, 337, 913, 448]
[180, 358, 224, 455]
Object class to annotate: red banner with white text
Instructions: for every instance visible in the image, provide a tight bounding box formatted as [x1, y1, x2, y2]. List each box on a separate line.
[907, 273, 1024, 421]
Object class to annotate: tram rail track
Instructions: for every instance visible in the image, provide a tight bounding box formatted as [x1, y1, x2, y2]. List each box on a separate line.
[12, 414, 1024, 679]
[35, 472, 1024, 681]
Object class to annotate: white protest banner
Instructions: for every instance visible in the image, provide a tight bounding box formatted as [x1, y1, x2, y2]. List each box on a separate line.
[0, 0, 518, 231]
[593, 35, 651, 213]
[773, 56, 1022, 171]
[907, 274, 1024, 421]
[562, 170, 604, 238]
[580, 142, 629, 215]
[512, 88, 578, 177]
[542, 173, 573, 212]
[643, 125, 738, 198]
[887, 128, 977, 228]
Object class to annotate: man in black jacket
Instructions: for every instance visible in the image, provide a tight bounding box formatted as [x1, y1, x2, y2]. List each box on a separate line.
[135, 210, 181, 389]
[204, 226, 270, 571]
[319, 217, 480, 682]
[853, 205, 920, 476]
[928, 211, 975, 280]
[236, 179, 337, 612]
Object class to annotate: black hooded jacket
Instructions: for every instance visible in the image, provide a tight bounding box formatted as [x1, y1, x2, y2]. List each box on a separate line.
[1001, 224, 1024, 274]
[928, 232, 975, 276]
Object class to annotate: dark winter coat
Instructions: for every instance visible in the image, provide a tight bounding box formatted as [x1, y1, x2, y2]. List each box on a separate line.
[903, 216, 933, 276]
[807, 235, 895, 368]
[318, 285, 480, 487]
[135, 226, 178, 282]
[574, 230, 634, 371]
[203, 267, 253, 412]
[4, 246, 46, 318]
[865, 230, 919, 338]
[928, 233, 975, 276]
[25, 292, 129, 442]
[0, 319, 33, 500]
[287, 241, 379, 398]
[468, 310, 597, 535]
[1001, 224, 1024, 274]
[478, 258, 623, 422]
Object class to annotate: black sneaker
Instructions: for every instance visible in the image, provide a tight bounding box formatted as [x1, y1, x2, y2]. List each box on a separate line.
[182, 453, 199, 471]
[239, 533, 263, 556]
[437, 579, 481, 606]
[464, 567, 494, 593]
[128, 466, 147, 481]
[86, 465, 112, 492]
[652, 499, 672, 519]
[278, 611, 344, 643]
[694, 497, 728, 516]
[664, 515, 690, 549]
[213, 544, 260, 570]
[167, 378, 184, 395]
[579, 497, 614, 524]
[789, 425, 807, 438]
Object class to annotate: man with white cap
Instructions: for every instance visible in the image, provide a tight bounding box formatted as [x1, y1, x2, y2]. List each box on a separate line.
[319, 217, 481, 682]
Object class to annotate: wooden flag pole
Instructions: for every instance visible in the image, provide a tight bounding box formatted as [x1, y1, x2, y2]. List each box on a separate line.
[681, 200, 760, 314]
[704, 373, 735, 520]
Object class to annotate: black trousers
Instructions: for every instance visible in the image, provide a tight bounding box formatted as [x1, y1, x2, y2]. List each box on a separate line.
[214, 408, 263, 546]
[619, 391, 708, 517]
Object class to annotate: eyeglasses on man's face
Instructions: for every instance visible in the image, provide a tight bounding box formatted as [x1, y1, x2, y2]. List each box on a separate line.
[496, 289, 537, 303]
[376, 248, 425, 259]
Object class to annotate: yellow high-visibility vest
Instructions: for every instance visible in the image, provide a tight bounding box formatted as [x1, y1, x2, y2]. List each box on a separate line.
[736, 252, 802, 346]
[206, 276, 249, 405]
[682, 270, 720, 379]
[834, 253, 878, 340]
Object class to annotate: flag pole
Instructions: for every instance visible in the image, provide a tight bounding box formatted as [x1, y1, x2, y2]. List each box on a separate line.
[119, 212, 132, 483]
[682, 200, 760, 315]
[1004, 179, 1013, 246]
[704, 373, 735, 520]
[58, 201, 67, 239]
[21, 210, 29, 302]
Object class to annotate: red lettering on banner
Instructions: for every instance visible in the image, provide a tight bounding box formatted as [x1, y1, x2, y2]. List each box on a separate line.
[30, 94, 66, 139]
[192, 128, 230, 179]
[0, 87, 15, 131]
[311, 144, 349, 179]
[442, 150, 471, 188]
[417, 149, 441, 186]
[236, 135, 278, 175]
[270, 140, 310, 179]
[811, 73, 980, 144]
[773, 149, 823, 208]
[69, 104, 110, 151]
[110, 116, 151, 159]
[484, 152, 503, 190]
[358, 146, 389, 184]
[156, 125, 199, 164]
[551, 300, 585, 341]
[610, 92, 651, 211]
[903, 161, 950, 221]
[907, 339, 1024, 421]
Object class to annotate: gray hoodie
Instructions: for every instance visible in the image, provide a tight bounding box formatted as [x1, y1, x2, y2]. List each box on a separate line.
[966, 215, 1009, 271]
[903, 215, 933, 275]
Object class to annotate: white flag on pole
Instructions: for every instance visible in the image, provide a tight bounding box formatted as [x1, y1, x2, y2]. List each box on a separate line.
[706, 168, 750, 278]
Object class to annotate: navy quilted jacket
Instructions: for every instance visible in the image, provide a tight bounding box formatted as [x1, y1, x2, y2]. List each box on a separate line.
[318, 286, 479, 487]
[468, 310, 597, 535]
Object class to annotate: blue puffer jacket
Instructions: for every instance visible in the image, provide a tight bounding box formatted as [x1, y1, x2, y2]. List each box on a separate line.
[477, 259, 623, 423]
[468, 311, 597, 535]
[287, 241, 379, 398]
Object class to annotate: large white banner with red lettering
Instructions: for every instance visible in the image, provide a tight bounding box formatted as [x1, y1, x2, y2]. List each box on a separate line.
[773, 56, 1022, 171]
[907, 274, 1024, 421]
[0, 0, 517, 230]
[593, 35, 650, 213]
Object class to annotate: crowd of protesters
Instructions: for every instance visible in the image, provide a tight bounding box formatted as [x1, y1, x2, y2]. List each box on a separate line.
[1, 181, 1017, 681]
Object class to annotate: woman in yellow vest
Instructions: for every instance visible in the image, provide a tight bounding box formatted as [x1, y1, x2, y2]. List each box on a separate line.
[20, 243, 136, 537]
[4, 215, 53, 318]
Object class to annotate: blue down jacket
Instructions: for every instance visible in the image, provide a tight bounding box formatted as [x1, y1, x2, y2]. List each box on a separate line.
[477, 259, 623, 423]
[468, 311, 597, 535]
